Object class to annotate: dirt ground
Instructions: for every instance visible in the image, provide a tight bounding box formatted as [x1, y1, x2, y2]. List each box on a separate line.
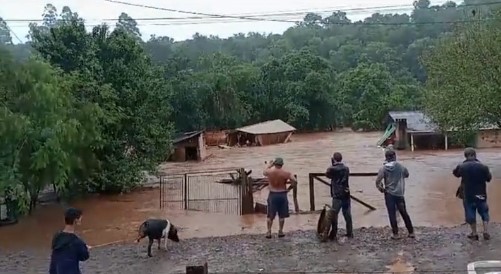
[2, 224, 501, 273]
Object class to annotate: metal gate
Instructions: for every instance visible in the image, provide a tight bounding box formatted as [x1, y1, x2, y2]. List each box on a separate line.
[159, 169, 244, 215]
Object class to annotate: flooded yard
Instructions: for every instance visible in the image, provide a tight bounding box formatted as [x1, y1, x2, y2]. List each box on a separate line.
[1, 131, 501, 273]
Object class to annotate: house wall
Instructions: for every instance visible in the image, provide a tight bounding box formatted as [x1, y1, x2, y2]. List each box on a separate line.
[476, 129, 501, 148]
[205, 130, 227, 146]
[197, 133, 207, 160]
[408, 133, 445, 150]
[395, 120, 408, 150]
[255, 132, 293, 146]
[172, 147, 186, 162]
[170, 134, 205, 162]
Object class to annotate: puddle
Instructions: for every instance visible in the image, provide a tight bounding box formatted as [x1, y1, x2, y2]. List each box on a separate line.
[385, 251, 415, 273]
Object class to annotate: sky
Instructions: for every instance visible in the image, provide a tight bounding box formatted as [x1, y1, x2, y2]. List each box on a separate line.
[2, 0, 446, 43]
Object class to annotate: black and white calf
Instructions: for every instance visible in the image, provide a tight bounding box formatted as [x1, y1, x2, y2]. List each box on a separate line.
[136, 218, 180, 257]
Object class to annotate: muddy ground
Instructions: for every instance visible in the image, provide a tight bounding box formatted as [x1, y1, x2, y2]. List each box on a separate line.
[2, 224, 501, 274]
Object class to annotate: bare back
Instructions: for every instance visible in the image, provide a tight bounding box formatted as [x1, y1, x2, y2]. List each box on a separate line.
[265, 167, 292, 192]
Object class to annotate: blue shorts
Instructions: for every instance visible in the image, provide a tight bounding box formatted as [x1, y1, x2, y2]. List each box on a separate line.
[463, 198, 489, 224]
[267, 191, 289, 220]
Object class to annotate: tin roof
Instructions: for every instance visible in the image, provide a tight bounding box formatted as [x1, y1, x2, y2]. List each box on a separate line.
[236, 119, 296, 135]
[173, 130, 204, 144]
[388, 111, 438, 133]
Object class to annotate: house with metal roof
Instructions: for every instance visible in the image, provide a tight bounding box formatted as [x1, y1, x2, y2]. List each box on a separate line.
[227, 119, 296, 146]
[378, 110, 501, 151]
[169, 130, 207, 161]
[377, 111, 447, 151]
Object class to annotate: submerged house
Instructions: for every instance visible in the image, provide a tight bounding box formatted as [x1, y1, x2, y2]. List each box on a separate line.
[378, 111, 501, 151]
[227, 119, 296, 146]
[169, 130, 207, 161]
[378, 111, 447, 151]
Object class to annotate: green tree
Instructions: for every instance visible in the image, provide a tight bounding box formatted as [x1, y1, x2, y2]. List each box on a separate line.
[0, 48, 101, 213]
[30, 15, 173, 194]
[0, 17, 12, 45]
[115, 13, 142, 39]
[423, 11, 501, 135]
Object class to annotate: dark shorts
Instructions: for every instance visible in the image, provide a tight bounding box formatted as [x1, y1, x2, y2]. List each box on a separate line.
[267, 191, 289, 220]
[463, 198, 489, 224]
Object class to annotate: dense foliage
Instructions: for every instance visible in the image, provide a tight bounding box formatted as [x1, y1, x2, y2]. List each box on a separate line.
[1, 0, 501, 213]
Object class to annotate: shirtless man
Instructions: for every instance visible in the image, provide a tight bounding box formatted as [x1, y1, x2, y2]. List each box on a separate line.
[263, 157, 297, 238]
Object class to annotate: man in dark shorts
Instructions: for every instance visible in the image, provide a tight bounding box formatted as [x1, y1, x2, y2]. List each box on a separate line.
[375, 149, 415, 239]
[453, 147, 492, 240]
[49, 208, 90, 274]
[263, 157, 297, 238]
[324, 152, 353, 240]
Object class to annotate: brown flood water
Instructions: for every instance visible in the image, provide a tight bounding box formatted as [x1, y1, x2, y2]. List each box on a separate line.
[1, 131, 501, 251]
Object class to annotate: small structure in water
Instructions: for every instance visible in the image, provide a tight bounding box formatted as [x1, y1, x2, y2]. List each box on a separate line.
[377, 111, 447, 151]
[378, 110, 501, 151]
[169, 130, 207, 162]
[227, 119, 296, 146]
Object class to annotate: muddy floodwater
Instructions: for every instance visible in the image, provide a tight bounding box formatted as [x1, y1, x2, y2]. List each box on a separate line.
[2, 131, 501, 253]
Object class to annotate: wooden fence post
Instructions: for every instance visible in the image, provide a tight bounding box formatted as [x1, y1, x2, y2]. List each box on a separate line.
[240, 168, 254, 215]
[186, 262, 208, 274]
[309, 173, 315, 211]
[292, 174, 299, 213]
[183, 173, 188, 210]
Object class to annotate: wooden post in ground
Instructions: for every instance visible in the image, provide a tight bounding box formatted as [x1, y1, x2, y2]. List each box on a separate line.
[239, 168, 254, 215]
[292, 174, 300, 213]
[186, 262, 208, 274]
[309, 174, 315, 211]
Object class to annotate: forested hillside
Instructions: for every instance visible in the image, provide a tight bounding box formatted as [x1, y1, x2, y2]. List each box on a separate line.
[1, 0, 501, 213]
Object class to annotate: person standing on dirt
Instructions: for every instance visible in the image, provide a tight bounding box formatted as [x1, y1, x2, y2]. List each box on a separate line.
[324, 152, 353, 240]
[453, 147, 492, 240]
[375, 150, 415, 239]
[49, 208, 91, 274]
[263, 157, 297, 238]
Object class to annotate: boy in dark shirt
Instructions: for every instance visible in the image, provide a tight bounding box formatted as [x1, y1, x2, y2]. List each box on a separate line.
[453, 147, 492, 240]
[49, 208, 90, 274]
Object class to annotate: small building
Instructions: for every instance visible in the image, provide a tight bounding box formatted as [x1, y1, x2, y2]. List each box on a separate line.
[379, 111, 448, 151]
[476, 127, 501, 148]
[378, 110, 501, 151]
[170, 130, 207, 161]
[227, 119, 296, 146]
[204, 130, 228, 146]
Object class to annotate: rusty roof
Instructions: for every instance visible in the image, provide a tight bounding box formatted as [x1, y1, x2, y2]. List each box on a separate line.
[236, 119, 296, 135]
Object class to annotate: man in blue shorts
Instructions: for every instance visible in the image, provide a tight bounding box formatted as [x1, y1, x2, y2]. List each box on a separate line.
[453, 147, 492, 240]
[263, 157, 297, 238]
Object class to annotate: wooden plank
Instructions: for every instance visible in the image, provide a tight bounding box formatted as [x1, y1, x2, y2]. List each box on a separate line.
[309, 174, 315, 211]
[313, 175, 376, 211]
[309, 172, 378, 177]
[292, 174, 299, 213]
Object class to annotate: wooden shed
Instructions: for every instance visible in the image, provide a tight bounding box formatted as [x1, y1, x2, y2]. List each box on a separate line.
[227, 119, 296, 146]
[379, 111, 448, 151]
[170, 131, 207, 162]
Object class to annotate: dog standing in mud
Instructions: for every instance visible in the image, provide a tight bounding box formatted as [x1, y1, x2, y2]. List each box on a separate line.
[136, 218, 180, 257]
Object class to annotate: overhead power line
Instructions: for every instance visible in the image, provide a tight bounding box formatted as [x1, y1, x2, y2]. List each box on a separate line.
[102, 0, 296, 23]
[1, 0, 500, 25]
[2, 0, 501, 28]
[1, 3, 424, 22]
[3, 23, 23, 43]
[5, 17, 496, 29]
